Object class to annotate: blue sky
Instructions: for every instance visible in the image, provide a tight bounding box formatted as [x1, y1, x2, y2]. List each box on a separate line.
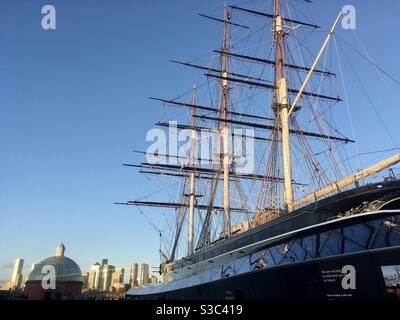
[1, 0, 400, 282]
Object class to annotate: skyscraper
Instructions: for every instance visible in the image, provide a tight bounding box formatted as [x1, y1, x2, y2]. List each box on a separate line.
[110, 266, 125, 292]
[111, 267, 124, 285]
[130, 263, 138, 288]
[82, 272, 89, 289]
[139, 263, 149, 286]
[101, 264, 115, 291]
[88, 263, 101, 290]
[9, 258, 24, 290]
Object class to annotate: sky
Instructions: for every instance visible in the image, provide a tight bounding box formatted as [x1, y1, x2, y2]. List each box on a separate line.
[1, 0, 400, 283]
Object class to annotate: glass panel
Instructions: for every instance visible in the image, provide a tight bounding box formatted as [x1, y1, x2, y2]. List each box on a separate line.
[236, 256, 251, 274]
[343, 222, 373, 249]
[264, 249, 276, 268]
[343, 235, 364, 253]
[269, 246, 285, 265]
[302, 235, 317, 258]
[387, 217, 400, 246]
[370, 221, 390, 248]
[289, 239, 307, 261]
[319, 230, 343, 257]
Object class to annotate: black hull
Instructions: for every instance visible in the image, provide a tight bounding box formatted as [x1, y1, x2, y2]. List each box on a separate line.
[127, 182, 400, 300]
[128, 246, 400, 300]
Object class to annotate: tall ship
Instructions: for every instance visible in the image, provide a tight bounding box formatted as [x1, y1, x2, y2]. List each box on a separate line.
[121, 0, 400, 300]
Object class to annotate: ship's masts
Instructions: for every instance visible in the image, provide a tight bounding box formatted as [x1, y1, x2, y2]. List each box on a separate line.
[275, 0, 283, 80]
[275, 0, 294, 211]
[221, 4, 231, 237]
[187, 85, 196, 256]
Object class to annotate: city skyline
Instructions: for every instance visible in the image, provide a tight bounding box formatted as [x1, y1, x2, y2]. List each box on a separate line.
[1, 251, 156, 287]
[0, 243, 158, 298]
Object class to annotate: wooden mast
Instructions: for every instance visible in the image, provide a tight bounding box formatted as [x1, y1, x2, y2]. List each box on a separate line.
[292, 153, 400, 208]
[274, 0, 294, 211]
[288, 12, 343, 117]
[187, 84, 196, 255]
[221, 4, 231, 237]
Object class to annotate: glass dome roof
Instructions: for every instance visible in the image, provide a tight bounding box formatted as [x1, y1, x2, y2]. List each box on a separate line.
[28, 244, 83, 283]
[28, 256, 83, 282]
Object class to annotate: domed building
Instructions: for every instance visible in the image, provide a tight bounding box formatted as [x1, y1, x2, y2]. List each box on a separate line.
[24, 243, 83, 300]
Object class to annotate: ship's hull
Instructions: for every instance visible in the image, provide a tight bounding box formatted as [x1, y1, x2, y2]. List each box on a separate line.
[162, 180, 400, 283]
[126, 182, 400, 300]
[128, 246, 400, 300]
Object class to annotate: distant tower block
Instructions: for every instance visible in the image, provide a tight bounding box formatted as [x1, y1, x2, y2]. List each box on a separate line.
[10, 258, 24, 289]
[139, 263, 149, 286]
[130, 263, 139, 287]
